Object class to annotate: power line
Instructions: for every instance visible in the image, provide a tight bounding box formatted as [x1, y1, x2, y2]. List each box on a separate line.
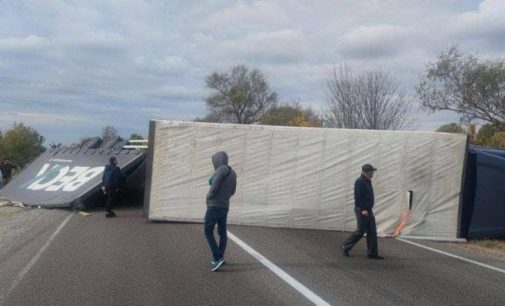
[0, 95, 146, 118]
[0, 75, 188, 105]
[0, 76, 142, 102]
[0, 76, 200, 120]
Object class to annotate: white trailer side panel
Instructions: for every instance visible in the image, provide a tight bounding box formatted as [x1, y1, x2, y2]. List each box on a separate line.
[146, 120, 467, 240]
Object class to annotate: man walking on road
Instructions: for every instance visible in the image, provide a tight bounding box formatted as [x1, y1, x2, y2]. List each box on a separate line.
[101, 157, 125, 218]
[342, 164, 384, 259]
[205, 151, 237, 272]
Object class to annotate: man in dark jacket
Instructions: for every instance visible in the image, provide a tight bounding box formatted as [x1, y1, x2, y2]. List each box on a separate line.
[341, 164, 384, 259]
[101, 157, 125, 218]
[0, 159, 18, 186]
[205, 151, 237, 271]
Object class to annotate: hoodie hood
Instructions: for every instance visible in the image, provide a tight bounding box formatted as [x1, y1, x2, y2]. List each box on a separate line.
[212, 151, 229, 169]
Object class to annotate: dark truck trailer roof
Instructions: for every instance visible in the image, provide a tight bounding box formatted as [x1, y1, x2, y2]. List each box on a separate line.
[0, 147, 146, 208]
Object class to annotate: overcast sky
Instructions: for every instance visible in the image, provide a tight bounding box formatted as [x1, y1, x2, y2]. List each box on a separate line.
[1, 0, 504, 144]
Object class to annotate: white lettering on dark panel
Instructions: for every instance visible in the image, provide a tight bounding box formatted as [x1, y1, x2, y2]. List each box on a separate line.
[27, 164, 105, 192]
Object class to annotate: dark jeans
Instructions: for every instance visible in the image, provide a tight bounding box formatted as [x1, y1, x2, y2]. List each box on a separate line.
[106, 188, 118, 212]
[342, 207, 378, 256]
[204, 207, 229, 261]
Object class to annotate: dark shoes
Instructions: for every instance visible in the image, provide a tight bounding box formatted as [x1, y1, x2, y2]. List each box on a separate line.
[105, 211, 116, 218]
[341, 244, 350, 257]
[341, 244, 383, 259]
[367, 255, 384, 260]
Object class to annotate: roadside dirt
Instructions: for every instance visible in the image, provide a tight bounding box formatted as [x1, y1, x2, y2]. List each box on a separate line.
[449, 239, 505, 261]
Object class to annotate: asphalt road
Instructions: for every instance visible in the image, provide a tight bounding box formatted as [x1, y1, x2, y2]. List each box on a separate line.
[1, 207, 505, 306]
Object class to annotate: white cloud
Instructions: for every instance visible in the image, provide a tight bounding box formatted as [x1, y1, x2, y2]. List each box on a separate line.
[0, 35, 50, 54]
[449, 0, 505, 49]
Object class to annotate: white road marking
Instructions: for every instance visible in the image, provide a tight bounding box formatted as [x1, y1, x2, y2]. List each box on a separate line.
[227, 231, 332, 306]
[398, 238, 505, 275]
[3, 212, 73, 301]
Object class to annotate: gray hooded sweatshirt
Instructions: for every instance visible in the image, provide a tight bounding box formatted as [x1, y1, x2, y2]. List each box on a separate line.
[206, 151, 237, 208]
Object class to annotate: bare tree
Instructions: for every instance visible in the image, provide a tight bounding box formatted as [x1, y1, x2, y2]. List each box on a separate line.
[417, 46, 505, 127]
[204, 65, 278, 124]
[102, 126, 119, 140]
[325, 64, 414, 130]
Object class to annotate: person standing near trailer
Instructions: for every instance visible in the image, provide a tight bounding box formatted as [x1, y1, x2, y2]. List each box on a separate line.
[0, 159, 18, 186]
[205, 151, 237, 272]
[341, 164, 384, 259]
[101, 157, 125, 218]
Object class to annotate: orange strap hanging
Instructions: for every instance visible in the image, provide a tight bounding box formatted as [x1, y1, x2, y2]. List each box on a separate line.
[392, 209, 412, 238]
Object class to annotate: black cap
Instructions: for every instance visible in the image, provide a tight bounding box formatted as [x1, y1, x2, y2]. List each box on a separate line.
[362, 164, 377, 172]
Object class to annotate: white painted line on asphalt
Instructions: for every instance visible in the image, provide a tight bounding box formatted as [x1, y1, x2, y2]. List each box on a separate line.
[228, 231, 332, 306]
[4, 212, 73, 299]
[398, 238, 505, 275]
[397, 235, 466, 242]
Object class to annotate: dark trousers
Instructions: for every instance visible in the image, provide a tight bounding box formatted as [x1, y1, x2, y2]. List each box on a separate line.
[204, 207, 229, 261]
[342, 207, 378, 256]
[106, 188, 118, 212]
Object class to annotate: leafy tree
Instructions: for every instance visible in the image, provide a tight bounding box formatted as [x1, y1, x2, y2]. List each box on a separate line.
[0, 130, 3, 159]
[325, 64, 414, 130]
[260, 102, 322, 127]
[436, 123, 466, 134]
[194, 111, 225, 123]
[0, 123, 45, 168]
[417, 46, 505, 126]
[129, 133, 144, 140]
[486, 132, 505, 149]
[468, 123, 477, 144]
[475, 123, 505, 146]
[204, 65, 278, 124]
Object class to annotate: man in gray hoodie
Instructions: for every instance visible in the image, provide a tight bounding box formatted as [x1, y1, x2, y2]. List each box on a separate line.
[205, 151, 237, 271]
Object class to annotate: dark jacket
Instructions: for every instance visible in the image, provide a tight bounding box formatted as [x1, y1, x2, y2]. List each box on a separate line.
[102, 164, 125, 190]
[0, 162, 15, 178]
[206, 151, 237, 208]
[354, 175, 374, 210]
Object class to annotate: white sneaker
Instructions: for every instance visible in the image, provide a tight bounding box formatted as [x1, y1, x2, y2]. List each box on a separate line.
[211, 259, 225, 271]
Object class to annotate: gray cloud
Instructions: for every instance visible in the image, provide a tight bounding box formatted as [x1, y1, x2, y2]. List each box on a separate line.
[337, 25, 420, 59]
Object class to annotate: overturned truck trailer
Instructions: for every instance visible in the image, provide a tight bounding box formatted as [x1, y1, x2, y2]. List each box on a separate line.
[0, 147, 147, 208]
[144, 120, 468, 240]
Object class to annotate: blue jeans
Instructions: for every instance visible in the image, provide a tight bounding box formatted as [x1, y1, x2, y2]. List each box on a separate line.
[204, 207, 229, 261]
